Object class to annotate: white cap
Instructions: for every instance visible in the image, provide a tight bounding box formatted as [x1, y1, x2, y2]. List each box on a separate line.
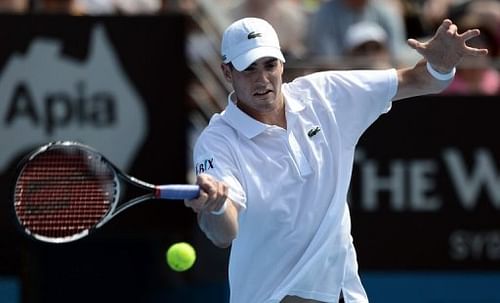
[221, 17, 285, 71]
[345, 21, 388, 50]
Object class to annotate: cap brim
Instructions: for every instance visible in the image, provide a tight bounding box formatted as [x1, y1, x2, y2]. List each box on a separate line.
[231, 46, 285, 71]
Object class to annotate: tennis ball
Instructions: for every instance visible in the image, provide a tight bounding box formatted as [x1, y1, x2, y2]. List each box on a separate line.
[166, 242, 196, 272]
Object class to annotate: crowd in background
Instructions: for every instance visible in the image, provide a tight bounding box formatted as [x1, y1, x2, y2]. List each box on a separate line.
[1, 0, 499, 97]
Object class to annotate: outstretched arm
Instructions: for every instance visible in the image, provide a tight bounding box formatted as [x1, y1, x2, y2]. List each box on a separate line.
[393, 19, 489, 101]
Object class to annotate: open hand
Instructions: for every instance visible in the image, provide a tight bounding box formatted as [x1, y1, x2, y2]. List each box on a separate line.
[407, 19, 489, 73]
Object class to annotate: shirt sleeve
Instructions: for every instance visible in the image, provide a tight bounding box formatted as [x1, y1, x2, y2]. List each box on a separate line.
[193, 129, 247, 209]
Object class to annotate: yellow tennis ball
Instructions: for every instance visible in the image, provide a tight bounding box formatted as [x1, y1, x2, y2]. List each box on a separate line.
[166, 242, 196, 272]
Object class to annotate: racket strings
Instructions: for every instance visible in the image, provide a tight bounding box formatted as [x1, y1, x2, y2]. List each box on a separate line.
[14, 149, 116, 239]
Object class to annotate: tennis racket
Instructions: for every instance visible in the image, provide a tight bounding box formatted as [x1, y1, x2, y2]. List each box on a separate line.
[12, 141, 199, 244]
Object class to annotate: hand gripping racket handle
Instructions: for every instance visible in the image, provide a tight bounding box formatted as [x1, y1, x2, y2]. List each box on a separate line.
[155, 185, 200, 200]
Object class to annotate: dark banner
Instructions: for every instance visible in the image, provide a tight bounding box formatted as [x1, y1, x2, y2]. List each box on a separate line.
[351, 95, 500, 270]
[0, 15, 191, 238]
[0, 15, 214, 303]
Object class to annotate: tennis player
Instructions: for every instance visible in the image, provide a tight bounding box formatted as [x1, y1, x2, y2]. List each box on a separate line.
[185, 17, 488, 303]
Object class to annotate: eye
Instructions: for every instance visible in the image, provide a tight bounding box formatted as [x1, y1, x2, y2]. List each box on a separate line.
[244, 65, 256, 72]
[266, 60, 278, 67]
[265, 60, 278, 69]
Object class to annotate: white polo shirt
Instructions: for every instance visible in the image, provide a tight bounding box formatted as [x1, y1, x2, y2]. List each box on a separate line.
[193, 69, 398, 303]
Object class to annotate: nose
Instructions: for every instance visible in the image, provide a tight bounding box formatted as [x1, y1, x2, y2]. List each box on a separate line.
[254, 69, 269, 84]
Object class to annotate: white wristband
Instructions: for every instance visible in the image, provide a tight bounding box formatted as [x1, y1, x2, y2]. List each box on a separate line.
[426, 62, 456, 81]
[210, 200, 228, 215]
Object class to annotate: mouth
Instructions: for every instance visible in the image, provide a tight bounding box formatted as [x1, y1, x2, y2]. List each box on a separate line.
[253, 89, 272, 97]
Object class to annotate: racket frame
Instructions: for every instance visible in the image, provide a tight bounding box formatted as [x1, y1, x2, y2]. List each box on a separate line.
[12, 141, 198, 244]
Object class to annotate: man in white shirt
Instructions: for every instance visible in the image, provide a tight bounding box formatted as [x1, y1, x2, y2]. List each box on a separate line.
[185, 17, 488, 303]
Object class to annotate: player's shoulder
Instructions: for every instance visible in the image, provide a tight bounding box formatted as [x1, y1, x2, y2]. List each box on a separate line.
[193, 114, 240, 166]
[288, 69, 352, 84]
[196, 113, 238, 146]
[288, 69, 395, 89]
[284, 70, 350, 94]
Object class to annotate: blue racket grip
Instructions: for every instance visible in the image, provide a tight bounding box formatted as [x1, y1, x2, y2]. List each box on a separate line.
[155, 184, 200, 200]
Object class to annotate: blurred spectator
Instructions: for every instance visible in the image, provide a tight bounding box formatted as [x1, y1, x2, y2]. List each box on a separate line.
[466, 0, 500, 32]
[161, 0, 198, 14]
[343, 21, 393, 69]
[443, 12, 500, 95]
[420, 0, 455, 33]
[0, 0, 28, 13]
[114, 0, 160, 14]
[307, 0, 409, 62]
[302, 0, 323, 14]
[75, 0, 163, 15]
[420, 0, 500, 34]
[75, 0, 116, 14]
[398, 0, 428, 39]
[227, 0, 308, 60]
[34, 0, 87, 14]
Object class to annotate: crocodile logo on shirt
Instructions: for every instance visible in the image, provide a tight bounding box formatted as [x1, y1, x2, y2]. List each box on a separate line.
[307, 126, 321, 138]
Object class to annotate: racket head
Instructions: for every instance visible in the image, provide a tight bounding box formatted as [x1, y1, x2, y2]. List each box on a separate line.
[13, 141, 119, 243]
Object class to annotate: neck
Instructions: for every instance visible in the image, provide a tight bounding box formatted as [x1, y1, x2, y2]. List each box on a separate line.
[233, 94, 287, 129]
[258, 103, 287, 129]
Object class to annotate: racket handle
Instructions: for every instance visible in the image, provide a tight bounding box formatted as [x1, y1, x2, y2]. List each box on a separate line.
[155, 185, 200, 200]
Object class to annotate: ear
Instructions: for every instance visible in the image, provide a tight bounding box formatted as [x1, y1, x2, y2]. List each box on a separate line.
[221, 63, 232, 82]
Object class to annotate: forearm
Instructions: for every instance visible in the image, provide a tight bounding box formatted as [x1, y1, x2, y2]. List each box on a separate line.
[197, 199, 239, 248]
[393, 59, 453, 101]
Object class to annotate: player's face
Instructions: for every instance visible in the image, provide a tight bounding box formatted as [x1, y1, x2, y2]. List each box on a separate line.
[222, 57, 284, 117]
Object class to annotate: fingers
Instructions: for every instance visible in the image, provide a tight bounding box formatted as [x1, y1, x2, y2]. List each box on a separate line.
[436, 19, 453, 35]
[184, 174, 228, 214]
[464, 46, 489, 57]
[407, 38, 421, 50]
[459, 29, 489, 56]
[442, 19, 453, 27]
[460, 29, 481, 41]
[447, 23, 458, 36]
[411, 18, 490, 64]
[184, 191, 208, 213]
[204, 178, 228, 213]
[407, 19, 457, 53]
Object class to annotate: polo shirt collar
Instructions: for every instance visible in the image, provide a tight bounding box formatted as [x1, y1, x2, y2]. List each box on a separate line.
[221, 90, 306, 139]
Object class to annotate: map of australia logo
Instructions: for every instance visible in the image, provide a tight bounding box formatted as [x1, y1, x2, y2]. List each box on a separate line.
[0, 25, 147, 174]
